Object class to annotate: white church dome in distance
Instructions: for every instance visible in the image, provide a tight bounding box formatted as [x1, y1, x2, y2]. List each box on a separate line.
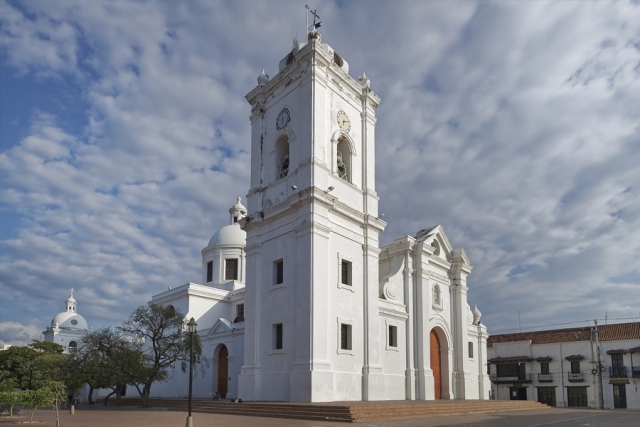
[50, 289, 88, 330]
[207, 196, 247, 247]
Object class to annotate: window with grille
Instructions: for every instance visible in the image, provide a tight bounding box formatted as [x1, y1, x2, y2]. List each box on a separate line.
[537, 387, 556, 406]
[225, 259, 238, 280]
[207, 261, 213, 282]
[611, 353, 624, 367]
[236, 304, 244, 319]
[567, 387, 588, 407]
[341, 260, 351, 285]
[570, 361, 580, 374]
[541, 362, 550, 375]
[468, 342, 474, 358]
[497, 363, 519, 377]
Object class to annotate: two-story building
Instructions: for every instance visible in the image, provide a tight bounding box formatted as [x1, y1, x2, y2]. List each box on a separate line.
[487, 322, 640, 409]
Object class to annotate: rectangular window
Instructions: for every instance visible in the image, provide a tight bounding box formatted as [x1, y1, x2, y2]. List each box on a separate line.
[541, 362, 550, 375]
[570, 361, 580, 374]
[225, 259, 238, 281]
[274, 259, 284, 285]
[340, 323, 352, 350]
[273, 323, 283, 350]
[497, 363, 519, 377]
[236, 304, 244, 319]
[341, 260, 351, 285]
[468, 342, 474, 358]
[206, 261, 213, 282]
[389, 325, 398, 348]
[611, 353, 624, 367]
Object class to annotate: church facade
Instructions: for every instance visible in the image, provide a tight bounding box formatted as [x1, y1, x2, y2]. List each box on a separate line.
[150, 31, 489, 402]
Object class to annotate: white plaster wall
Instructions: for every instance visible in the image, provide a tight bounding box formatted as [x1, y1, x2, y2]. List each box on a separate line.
[489, 337, 640, 409]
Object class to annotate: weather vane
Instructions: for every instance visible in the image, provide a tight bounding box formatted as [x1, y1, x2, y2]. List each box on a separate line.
[305, 5, 321, 35]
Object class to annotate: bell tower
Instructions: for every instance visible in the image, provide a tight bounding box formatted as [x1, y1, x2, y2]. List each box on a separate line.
[239, 30, 386, 402]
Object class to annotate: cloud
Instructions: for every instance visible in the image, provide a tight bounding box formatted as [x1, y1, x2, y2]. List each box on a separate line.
[0, 0, 639, 343]
[0, 322, 43, 346]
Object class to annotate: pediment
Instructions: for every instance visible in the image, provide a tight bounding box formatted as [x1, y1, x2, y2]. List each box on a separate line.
[206, 318, 233, 336]
[415, 225, 454, 260]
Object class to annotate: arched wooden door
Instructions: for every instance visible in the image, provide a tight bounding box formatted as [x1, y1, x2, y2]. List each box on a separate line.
[430, 330, 442, 399]
[217, 345, 228, 398]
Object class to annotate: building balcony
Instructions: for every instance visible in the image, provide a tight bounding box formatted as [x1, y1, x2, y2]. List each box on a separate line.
[609, 366, 627, 378]
[632, 367, 640, 378]
[490, 373, 532, 384]
[567, 373, 584, 382]
[538, 373, 553, 383]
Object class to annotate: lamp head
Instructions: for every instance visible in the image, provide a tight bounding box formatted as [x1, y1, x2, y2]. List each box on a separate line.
[187, 317, 198, 333]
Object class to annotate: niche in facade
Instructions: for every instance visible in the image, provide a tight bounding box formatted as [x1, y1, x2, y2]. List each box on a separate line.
[276, 136, 290, 180]
[336, 137, 351, 183]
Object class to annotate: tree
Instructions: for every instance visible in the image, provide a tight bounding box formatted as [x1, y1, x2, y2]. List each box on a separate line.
[28, 341, 64, 354]
[19, 380, 66, 425]
[19, 388, 49, 423]
[118, 304, 204, 407]
[0, 346, 37, 389]
[0, 389, 20, 418]
[0, 342, 66, 390]
[78, 328, 146, 405]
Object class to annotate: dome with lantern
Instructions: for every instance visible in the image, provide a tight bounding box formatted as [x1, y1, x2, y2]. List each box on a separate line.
[206, 197, 247, 248]
[49, 289, 88, 330]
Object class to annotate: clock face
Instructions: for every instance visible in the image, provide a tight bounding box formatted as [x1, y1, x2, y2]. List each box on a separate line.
[337, 111, 350, 132]
[276, 108, 290, 130]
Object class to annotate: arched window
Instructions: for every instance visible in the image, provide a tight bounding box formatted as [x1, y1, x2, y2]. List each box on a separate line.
[336, 137, 351, 183]
[275, 136, 289, 180]
[68, 341, 77, 354]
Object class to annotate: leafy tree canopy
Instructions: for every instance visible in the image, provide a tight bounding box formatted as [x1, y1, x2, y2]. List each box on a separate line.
[117, 304, 204, 406]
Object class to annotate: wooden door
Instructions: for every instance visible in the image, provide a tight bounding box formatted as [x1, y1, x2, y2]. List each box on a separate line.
[217, 345, 228, 398]
[613, 384, 627, 409]
[430, 330, 441, 399]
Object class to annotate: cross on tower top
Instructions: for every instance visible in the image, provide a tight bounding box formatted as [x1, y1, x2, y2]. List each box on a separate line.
[305, 5, 321, 35]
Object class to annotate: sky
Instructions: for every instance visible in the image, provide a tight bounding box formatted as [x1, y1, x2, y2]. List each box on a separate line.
[1, 0, 639, 346]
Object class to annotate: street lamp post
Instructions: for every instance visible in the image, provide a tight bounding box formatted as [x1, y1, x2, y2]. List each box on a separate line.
[70, 350, 76, 414]
[186, 317, 197, 427]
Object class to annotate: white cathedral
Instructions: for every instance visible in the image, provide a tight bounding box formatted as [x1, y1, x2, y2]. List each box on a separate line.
[150, 31, 490, 402]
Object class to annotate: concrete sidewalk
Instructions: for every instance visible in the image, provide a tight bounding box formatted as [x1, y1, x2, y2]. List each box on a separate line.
[0, 405, 637, 427]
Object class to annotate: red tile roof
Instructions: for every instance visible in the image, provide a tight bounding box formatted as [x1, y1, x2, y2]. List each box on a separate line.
[487, 322, 640, 348]
[487, 356, 532, 363]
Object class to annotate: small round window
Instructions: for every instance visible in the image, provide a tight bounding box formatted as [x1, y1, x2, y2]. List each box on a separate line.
[71, 319, 78, 325]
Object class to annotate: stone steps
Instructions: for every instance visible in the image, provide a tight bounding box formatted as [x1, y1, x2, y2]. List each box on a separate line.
[101, 398, 546, 423]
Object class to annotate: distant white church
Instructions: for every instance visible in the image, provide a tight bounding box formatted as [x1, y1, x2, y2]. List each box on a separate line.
[43, 289, 88, 353]
[151, 31, 490, 402]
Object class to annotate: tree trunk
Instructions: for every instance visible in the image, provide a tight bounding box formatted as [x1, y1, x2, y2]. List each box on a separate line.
[29, 406, 38, 423]
[88, 385, 94, 405]
[54, 397, 60, 427]
[115, 387, 122, 407]
[103, 390, 116, 406]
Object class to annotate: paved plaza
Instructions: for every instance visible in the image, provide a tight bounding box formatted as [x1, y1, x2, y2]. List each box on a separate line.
[1, 405, 638, 427]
